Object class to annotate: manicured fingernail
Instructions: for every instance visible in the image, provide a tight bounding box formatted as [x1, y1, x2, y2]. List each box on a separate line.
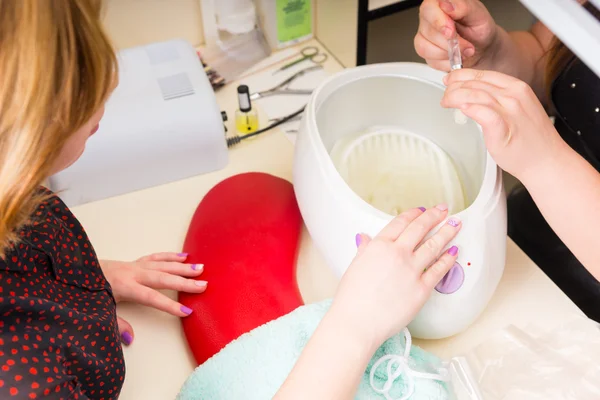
[355, 233, 362, 247]
[436, 203, 449, 211]
[463, 47, 475, 57]
[418, 207, 426, 212]
[440, 0, 455, 13]
[191, 263, 203, 271]
[447, 218, 461, 227]
[181, 305, 193, 315]
[177, 253, 188, 258]
[448, 246, 459, 256]
[195, 280, 208, 287]
[441, 26, 453, 38]
[121, 331, 133, 346]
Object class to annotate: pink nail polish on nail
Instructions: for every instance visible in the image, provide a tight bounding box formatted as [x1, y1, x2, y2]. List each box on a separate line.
[191, 263, 203, 271]
[181, 305, 193, 315]
[447, 218, 460, 227]
[355, 233, 362, 247]
[448, 246, 459, 256]
[178, 253, 188, 258]
[121, 331, 133, 346]
[418, 207, 426, 212]
[195, 280, 207, 287]
[436, 204, 449, 211]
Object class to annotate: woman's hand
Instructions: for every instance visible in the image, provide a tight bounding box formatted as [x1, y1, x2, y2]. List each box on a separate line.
[100, 252, 207, 345]
[330, 205, 461, 348]
[415, 0, 499, 71]
[275, 206, 461, 399]
[441, 68, 567, 180]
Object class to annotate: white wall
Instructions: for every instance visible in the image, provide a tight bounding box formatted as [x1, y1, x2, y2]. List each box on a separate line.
[102, 0, 205, 49]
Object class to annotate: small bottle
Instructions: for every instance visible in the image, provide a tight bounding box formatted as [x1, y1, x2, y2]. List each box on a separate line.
[235, 85, 259, 135]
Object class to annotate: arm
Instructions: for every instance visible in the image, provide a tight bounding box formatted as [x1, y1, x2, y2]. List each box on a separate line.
[275, 206, 461, 399]
[442, 67, 600, 281]
[273, 306, 377, 400]
[522, 143, 600, 281]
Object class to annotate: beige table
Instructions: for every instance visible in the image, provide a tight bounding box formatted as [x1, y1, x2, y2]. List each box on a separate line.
[71, 40, 582, 400]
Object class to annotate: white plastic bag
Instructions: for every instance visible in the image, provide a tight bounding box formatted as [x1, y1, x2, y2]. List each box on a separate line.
[445, 316, 600, 400]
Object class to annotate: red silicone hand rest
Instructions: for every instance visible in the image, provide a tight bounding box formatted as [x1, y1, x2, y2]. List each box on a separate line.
[179, 172, 305, 365]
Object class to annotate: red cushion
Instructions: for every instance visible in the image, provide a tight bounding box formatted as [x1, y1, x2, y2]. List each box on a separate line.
[179, 172, 304, 365]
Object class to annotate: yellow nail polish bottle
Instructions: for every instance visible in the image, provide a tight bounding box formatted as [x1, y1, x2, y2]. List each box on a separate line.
[235, 85, 258, 135]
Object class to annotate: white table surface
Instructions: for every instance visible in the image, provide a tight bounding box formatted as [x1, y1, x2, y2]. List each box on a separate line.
[70, 39, 582, 400]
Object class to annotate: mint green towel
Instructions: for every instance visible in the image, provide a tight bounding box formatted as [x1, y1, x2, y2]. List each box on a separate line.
[177, 300, 452, 400]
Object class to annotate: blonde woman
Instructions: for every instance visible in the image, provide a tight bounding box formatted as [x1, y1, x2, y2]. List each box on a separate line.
[0, 1, 209, 398]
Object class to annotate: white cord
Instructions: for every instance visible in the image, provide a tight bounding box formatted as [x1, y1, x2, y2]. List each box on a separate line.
[369, 328, 450, 400]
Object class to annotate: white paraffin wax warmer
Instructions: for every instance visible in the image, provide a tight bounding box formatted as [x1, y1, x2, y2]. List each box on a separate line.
[293, 63, 507, 339]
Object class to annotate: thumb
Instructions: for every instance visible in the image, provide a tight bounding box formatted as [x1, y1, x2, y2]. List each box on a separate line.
[441, 0, 491, 26]
[117, 316, 135, 346]
[355, 233, 372, 254]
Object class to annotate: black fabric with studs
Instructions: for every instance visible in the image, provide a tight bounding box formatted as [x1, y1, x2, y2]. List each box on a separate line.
[507, 57, 600, 324]
[552, 58, 600, 169]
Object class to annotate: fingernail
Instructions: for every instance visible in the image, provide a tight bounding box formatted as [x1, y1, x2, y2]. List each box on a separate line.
[191, 263, 203, 271]
[463, 47, 475, 57]
[441, 26, 453, 38]
[443, 74, 449, 84]
[448, 246, 459, 256]
[181, 305, 193, 315]
[418, 207, 426, 212]
[436, 204, 449, 211]
[355, 233, 362, 247]
[440, 0, 455, 13]
[195, 280, 208, 287]
[447, 218, 461, 227]
[121, 331, 133, 346]
[177, 253, 188, 258]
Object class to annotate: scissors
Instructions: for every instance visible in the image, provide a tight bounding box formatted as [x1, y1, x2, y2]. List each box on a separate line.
[273, 46, 328, 74]
[250, 65, 322, 100]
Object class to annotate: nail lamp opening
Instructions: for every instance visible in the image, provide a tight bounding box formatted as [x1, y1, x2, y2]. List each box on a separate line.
[293, 63, 507, 339]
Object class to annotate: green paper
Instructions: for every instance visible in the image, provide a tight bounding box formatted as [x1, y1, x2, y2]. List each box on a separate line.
[276, 0, 312, 44]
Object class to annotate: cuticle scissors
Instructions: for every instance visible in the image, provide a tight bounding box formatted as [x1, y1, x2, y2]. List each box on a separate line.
[250, 65, 322, 100]
[273, 46, 328, 74]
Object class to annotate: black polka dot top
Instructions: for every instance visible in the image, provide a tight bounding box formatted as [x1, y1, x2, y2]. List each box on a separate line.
[0, 189, 124, 399]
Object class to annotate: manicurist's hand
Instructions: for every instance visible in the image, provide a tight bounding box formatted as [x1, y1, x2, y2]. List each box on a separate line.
[415, 0, 499, 71]
[441, 68, 567, 180]
[101, 252, 206, 345]
[275, 206, 461, 400]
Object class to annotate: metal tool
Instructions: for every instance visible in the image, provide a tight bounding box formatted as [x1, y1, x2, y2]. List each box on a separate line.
[274, 46, 328, 74]
[250, 65, 322, 100]
[268, 111, 303, 125]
